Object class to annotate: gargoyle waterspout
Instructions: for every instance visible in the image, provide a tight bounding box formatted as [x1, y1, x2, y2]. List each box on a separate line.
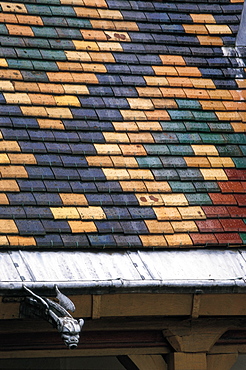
[20, 285, 84, 349]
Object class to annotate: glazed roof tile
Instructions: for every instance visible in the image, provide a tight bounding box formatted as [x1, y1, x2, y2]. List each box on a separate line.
[0, 0, 245, 249]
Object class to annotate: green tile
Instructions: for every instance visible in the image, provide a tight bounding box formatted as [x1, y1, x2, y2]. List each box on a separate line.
[208, 123, 233, 132]
[217, 145, 243, 157]
[232, 157, 246, 168]
[177, 133, 202, 144]
[144, 144, 170, 155]
[16, 48, 42, 59]
[175, 99, 201, 109]
[136, 157, 162, 168]
[160, 121, 186, 132]
[32, 61, 59, 71]
[186, 193, 212, 205]
[7, 59, 33, 70]
[168, 144, 194, 156]
[193, 181, 220, 192]
[32, 26, 58, 38]
[0, 24, 8, 35]
[50, 5, 76, 16]
[168, 110, 194, 120]
[184, 121, 210, 132]
[193, 111, 217, 121]
[169, 181, 195, 193]
[200, 133, 225, 144]
[224, 133, 246, 145]
[239, 233, 246, 244]
[239, 145, 246, 156]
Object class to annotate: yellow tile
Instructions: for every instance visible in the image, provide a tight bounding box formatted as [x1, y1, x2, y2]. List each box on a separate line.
[0, 166, 28, 178]
[103, 132, 129, 143]
[73, 40, 99, 51]
[113, 21, 139, 31]
[38, 119, 65, 130]
[145, 220, 174, 234]
[144, 76, 169, 86]
[128, 169, 154, 180]
[120, 181, 147, 192]
[0, 194, 9, 204]
[200, 168, 228, 180]
[102, 168, 130, 180]
[190, 14, 216, 23]
[127, 98, 154, 110]
[236, 79, 246, 88]
[112, 121, 139, 131]
[81, 63, 107, 73]
[190, 78, 216, 89]
[0, 141, 20, 152]
[104, 30, 131, 42]
[65, 51, 91, 62]
[154, 207, 182, 220]
[137, 121, 162, 131]
[136, 193, 164, 206]
[144, 181, 171, 192]
[94, 143, 121, 155]
[183, 24, 208, 34]
[57, 62, 82, 71]
[216, 111, 242, 121]
[165, 234, 193, 247]
[171, 221, 198, 233]
[77, 206, 106, 219]
[74, 7, 100, 18]
[140, 234, 167, 247]
[145, 110, 170, 121]
[81, 29, 108, 41]
[89, 52, 115, 63]
[21, 106, 47, 117]
[200, 100, 225, 110]
[231, 122, 246, 132]
[166, 77, 192, 87]
[98, 9, 123, 19]
[83, 0, 107, 7]
[178, 206, 206, 220]
[87, 155, 113, 167]
[120, 110, 147, 121]
[161, 194, 188, 206]
[45, 107, 73, 119]
[54, 95, 80, 106]
[111, 156, 138, 167]
[206, 24, 232, 34]
[151, 99, 177, 109]
[160, 87, 186, 98]
[153, 66, 178, 76]
[0, 236, 9, 246]
[137, 87, 162, 97]
[69, 221, 97, 233]
[16, 14, 43, 25]
[60, 0, 84, 3]
[0, 80, 14, 91]
[1, 2, 27, 12]
[97, 42, 123, 52]
[0, 219, 18, 233]
[0, 154, 9, 164]
[90, 19, 115, 29]
[8, 153, 36, 165]
[197, 35, 223, 46]
[8, 236, 36, 246]
[59, 193, 88, 206]
[208, 157, 235, 168]
[128, 133, 154, 143]
[51, 207, 80, 219]
[0, 59, 7, 67]
[191, 145, 218, 156]
[0, 180, 19, 192]
[6, 24, 34, 37]
[184, 156, 210, 167]
[38, 83, 64, 94]
[4, 92, 31, 104]
[63, 84, 89, 94]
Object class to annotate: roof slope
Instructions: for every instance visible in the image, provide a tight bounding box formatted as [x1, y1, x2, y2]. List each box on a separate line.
[0, 0, 245, 249]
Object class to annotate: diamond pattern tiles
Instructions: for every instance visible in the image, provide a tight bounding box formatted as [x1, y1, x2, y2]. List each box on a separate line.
[0, 0, 245, 248]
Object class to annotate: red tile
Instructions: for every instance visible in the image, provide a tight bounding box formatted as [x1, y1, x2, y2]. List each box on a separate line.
[225, 169, 246, 180]
[234, 194, 246, 206]
[202, 206, 230, 218]
[241, 182, 246, 191]
[220, 218, 246, 232]
[215, 233, 242, 245]
[195, 219, 223, 232]
[190, 233, 218, 245]
[209, 193, 237, 205]
[218, 181, 245, 193]
[227, 206, 246, 218]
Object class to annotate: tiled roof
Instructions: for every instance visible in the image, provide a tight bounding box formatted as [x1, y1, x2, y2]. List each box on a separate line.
[0, 0, 245, 249]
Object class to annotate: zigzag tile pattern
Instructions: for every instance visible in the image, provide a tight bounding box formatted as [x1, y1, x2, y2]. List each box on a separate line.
[0, 0, 245, 248]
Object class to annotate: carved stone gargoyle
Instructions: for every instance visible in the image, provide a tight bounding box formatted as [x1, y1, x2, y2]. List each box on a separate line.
[20, 285, 84, 349]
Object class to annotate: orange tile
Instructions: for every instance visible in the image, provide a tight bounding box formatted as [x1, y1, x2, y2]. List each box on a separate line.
[120, 181, 147, 192]
[137, 87, 162, 98]
[236, 79, 246, 88]
[200, 100, 225, 110]
[83, 0, 107, 7]
[8, 153, 36, 165]
[145, 220, 174, 234]
[74, 7, 100, 18]
[63, 84, 89, 94]
[60, 0, 86, 4]
[216, 111, 241, 121]
[151, 99, 177, 109]
[91, 20, 115, 30]
[176, 67, 201, 77]
[38, 83, 64, 94]
[86, 155, 113, 167]
[71, 73, 98, 84]
[197, 35, 223, 45]
[103, 132, 129, 143]
[184, 88, 210, 99]
[4, 92, 31, 104]
[21, 106, 47, 117]
[171, 221, 198, 233]
[0, 80, 14, 91]
[190, 14, 216, 23]
[166, 77, 193, 87]
[120, 144, 146, 156]
[136, 193, 164, 206]
[104, 30, 131, 42]
[0, 154, 9, 164]
[165, 234, 193, 247]
[113, 21, 139, 31]
[183, 24, 208, 34]
[81, 63, 107, 73]
[65, 51, 91, 61]
[153, 66, 178, 76]
[111, 156, 138, 167]
[0, 13, 17, 23]
[190, 78, 215, 89]
[144, 181, 171, 193]
[0, 141, 20, 152]
[154, 207, 182, 220]
[102, 168, 130, 180]
[77, 206, 106, 219]
[145, 110, 170, 121]
[144, 76, 169, 86]
[16, 14, 43, 25]
[0, 69, 22, 80]
[140, 234, 167, 247]
[1, 2, 27, 12]
[60, 193, 88, 205]
[206, 24, 232, 34]
[128, 169, 154, 180]
[8, 236, 36, 246]
[230, 89, 246, 101]
[73, 40, 99, 51]
[89, 52, 115, 63]
[28, 93, 56, 106]
[0, 219, 18, 233]
[208, 89, 233, 100]
[97, 42, 122, 51]
[0, 166, 28, 178]
[137, 121, 162, 131]
[159, 55, 185, 65]
[0, 194, 9, 205]
[223, 101, 246, 111]
[112, 121, 138, 131]
[0, 180, 19, 192]
[127, 98, 154, 110]
[120, 110, 146, 121]
[231, 122, 246, 132]
[98, 9, 123, 19]
[47, 72, 73, 83]
[127, 133, 154, 143]
[54, 95, 80, 106]
[94, 143, 121, 155]
[69, 221, 97, 233]
[6, 24, 34, 36]
[240, 112, 246, 122]
[51, 207, 80, 219]
[184, 156, 210, 167]
[160, 87, 186, 98]
[178, 206, 206, 220]
[57, 62, 83, 71]
[0, 236, 9, 246]
[38, 119, 65, 130]
[45, 107, 73, 119]
[81, 29, 107, 41]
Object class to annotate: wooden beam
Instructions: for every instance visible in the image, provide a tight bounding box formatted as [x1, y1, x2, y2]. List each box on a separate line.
[92, 295, 101, 319]
[168, 353, 207, 370]
[207, 354, 238, 370]
[191, 292, 201, 319]
[129, 355, 167, 370]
